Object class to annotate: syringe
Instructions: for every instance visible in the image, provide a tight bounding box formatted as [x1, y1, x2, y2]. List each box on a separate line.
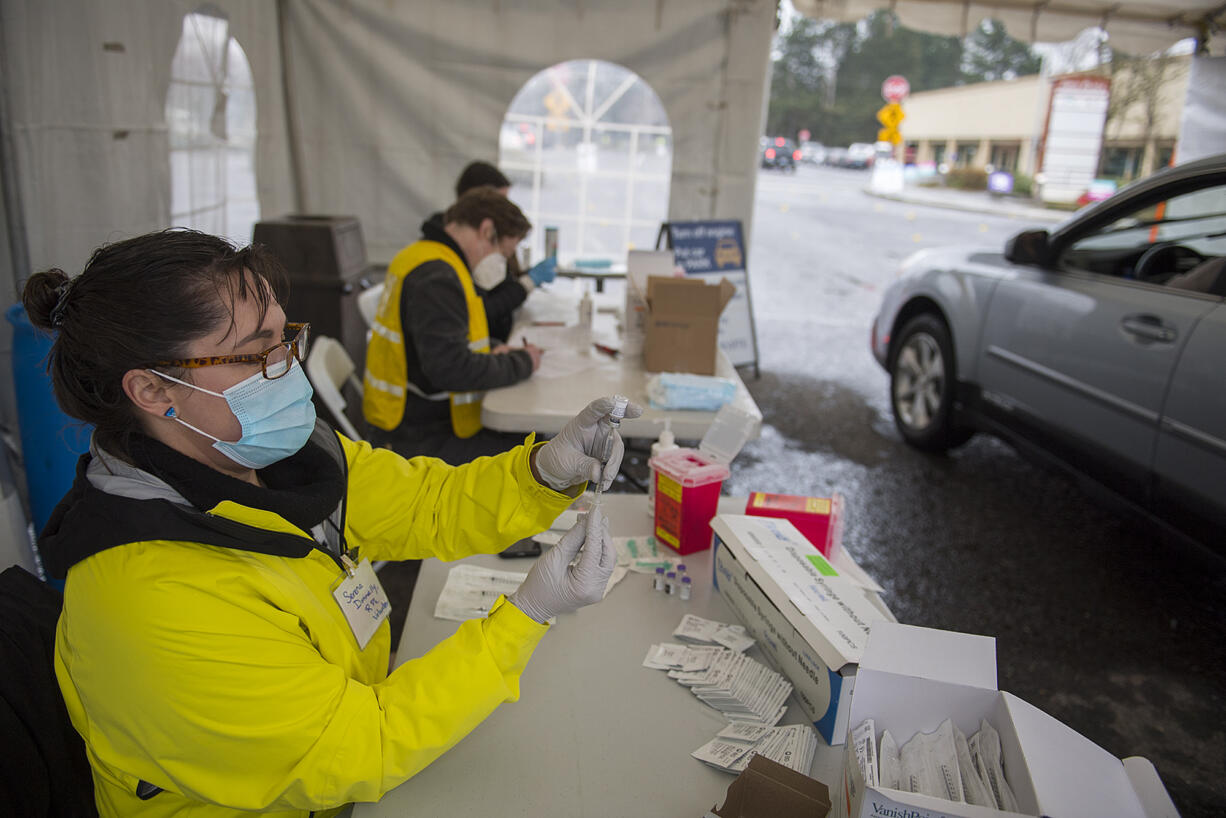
[593, 395, 630, 505]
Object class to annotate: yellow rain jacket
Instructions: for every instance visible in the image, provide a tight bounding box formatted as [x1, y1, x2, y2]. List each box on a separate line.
[45, 425, 572, 817]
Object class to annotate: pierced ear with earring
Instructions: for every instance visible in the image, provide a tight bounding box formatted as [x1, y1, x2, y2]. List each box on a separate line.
[165, 407, 177, 418]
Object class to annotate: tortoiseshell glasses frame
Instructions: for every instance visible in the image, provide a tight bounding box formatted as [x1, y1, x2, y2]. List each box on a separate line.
[153, 323, 310, 380]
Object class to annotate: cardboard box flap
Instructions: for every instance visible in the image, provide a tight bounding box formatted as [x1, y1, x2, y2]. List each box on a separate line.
[713, 754, 831, 818]
[860, 622, 997, 690]
[1003, 692, 1149, 818]
[1122, 757, 1181, 818]
[647, 275, 736, 315]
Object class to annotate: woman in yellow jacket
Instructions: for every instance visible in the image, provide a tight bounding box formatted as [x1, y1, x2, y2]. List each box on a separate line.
[24, 229, 641, 817]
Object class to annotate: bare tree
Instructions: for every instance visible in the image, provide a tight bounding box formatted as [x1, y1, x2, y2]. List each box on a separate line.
[1104, 54, 1173, 178]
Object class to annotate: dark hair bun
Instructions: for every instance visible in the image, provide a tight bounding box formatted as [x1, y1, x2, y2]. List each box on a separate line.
[22, 268, 72, 331]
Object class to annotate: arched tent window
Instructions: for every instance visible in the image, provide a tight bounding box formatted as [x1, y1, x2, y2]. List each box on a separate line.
[166, 8, 259, 244]
[500, 60, 672, 265]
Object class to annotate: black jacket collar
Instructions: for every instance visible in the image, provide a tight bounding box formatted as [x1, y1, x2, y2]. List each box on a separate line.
[39, 422, 347, 579]
[421, 212, 470, 271]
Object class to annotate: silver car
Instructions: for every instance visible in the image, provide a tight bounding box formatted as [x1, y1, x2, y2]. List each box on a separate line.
[871, 153, 1226, 544]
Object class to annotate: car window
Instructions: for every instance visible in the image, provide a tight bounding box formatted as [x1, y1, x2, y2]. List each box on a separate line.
[1062, 183, 1226, 283]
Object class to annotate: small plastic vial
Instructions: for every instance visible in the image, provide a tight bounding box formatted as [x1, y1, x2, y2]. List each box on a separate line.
[679, 575, 692, 601]
[666, 571, 678, 595]
[653, 566, 667, 592]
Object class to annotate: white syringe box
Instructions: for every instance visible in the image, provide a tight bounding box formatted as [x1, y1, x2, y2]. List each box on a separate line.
[710, 514, 893, 744]
[837, 622, 1180, 818]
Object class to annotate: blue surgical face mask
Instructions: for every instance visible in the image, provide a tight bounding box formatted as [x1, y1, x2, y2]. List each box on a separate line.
[151, 359, 317, 469]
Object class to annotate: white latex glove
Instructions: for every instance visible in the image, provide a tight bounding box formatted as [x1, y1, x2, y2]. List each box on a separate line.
[508, 507, 616, 624]
[535, 396, 645, 492]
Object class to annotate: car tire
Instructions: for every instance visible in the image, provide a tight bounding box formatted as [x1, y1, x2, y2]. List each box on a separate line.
[889, 314, 973, 452]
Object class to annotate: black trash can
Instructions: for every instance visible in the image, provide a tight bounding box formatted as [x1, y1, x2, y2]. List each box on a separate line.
[252, 215, 376, 433]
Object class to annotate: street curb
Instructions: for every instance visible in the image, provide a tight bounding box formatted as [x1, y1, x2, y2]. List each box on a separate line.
[862, 188, 1067, 224]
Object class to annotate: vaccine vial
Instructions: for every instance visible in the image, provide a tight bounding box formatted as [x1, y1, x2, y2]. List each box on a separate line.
[679, 575, 692, 601]
[653, 566, 666, 592]
[666, 571, 678, 595]
[675, 563, 687, 580]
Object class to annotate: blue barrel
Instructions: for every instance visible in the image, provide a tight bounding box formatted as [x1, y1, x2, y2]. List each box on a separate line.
[6, 304, 91, 535]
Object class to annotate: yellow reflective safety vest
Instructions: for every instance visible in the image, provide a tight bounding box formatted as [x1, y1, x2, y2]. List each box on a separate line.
[364, 240, 490, 438]
[48, 430, 570, 818]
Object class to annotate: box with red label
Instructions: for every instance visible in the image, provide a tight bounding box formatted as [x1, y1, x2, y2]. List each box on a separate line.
[745, 492, 843, 557]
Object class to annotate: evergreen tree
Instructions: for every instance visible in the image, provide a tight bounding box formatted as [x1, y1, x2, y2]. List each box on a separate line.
[963, 19, 1043, 81]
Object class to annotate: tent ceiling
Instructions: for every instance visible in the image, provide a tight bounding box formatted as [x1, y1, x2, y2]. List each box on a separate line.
[793, 0, 1226, 54]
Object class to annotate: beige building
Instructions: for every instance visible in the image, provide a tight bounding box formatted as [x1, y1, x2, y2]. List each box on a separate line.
[901, 56, 1191, 182]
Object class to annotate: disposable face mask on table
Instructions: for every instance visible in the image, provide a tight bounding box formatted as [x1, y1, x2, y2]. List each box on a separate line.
[152, 359, 316, 469]
[646, 371, 738, 411]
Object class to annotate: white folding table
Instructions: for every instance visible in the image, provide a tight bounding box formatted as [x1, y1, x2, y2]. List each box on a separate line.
[482, 287, 762, 440]
[353, 494, 855, 818]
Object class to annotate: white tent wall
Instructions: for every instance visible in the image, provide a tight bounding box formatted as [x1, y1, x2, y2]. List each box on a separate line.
[0, 0, 296, 460]
[0, 0, 296, 282]
[1177, 56, 1226, 164]
[279, 0, 776, 262]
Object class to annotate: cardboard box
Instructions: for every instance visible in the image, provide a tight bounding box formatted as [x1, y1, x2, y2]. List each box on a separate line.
[835, 622, 1180, 818]
[645, 275, 736, 375]
[745, 492, 844, 557]
[709, 754, 832, 818]
[711, 515, 894, 745]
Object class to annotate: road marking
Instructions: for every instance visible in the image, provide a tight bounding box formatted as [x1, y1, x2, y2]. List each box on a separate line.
[905, 211, 916, 221]
[912, 233, 923, 242]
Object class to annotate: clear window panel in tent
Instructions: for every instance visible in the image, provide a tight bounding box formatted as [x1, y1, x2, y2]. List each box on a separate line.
[500, 60, 672, 266]
[166, 10, 260, 246]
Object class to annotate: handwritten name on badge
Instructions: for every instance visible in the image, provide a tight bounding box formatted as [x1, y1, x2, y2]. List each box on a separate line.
[332, 558, 392, 650]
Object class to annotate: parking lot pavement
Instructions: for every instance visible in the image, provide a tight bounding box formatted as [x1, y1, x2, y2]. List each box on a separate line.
[735, 165, 1226, 818]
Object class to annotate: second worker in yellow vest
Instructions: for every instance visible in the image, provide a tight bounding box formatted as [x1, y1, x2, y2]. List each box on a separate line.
[364, 189, 543, 463]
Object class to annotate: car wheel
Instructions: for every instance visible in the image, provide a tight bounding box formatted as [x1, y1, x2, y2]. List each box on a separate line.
[889, 314, 973, 451]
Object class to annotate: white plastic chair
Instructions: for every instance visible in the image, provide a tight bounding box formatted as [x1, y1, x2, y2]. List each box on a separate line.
[357, 282, 384, 330]
[305, 335, 364, 441]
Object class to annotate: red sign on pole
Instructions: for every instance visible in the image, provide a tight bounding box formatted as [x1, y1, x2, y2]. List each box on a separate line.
[881, 75, 910, 103]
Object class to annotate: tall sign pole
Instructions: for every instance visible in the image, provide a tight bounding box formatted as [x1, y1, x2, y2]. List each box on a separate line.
[878, 75, 909, 160]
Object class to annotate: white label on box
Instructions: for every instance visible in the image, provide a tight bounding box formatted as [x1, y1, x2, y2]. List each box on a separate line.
[722, 516, 882, 658]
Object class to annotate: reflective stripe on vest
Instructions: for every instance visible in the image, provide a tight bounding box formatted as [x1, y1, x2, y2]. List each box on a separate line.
[362, 240, 490, 438]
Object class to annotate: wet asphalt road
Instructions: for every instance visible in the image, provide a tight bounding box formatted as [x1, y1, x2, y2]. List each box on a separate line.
[722, 165, 1226, 816]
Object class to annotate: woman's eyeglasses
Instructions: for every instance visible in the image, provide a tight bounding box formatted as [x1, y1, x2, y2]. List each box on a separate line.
[154, 322, 311, 380]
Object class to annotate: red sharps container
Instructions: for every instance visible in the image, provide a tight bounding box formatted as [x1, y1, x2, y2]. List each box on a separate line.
[647, 404, 758, 555]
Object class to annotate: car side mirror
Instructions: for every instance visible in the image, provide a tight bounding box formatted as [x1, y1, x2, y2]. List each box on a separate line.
[1004, 229, 1050, 266]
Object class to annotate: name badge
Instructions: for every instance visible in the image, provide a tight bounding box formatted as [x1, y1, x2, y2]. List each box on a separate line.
[331, 556, 391, 650]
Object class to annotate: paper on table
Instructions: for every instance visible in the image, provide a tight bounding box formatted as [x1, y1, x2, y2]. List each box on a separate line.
[604, 564, 629, 595]
[434, 564, 527, 622]
[693, 723, 818, 775]
[717, 722, 772, 743]
[533, 347, 600, 380]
